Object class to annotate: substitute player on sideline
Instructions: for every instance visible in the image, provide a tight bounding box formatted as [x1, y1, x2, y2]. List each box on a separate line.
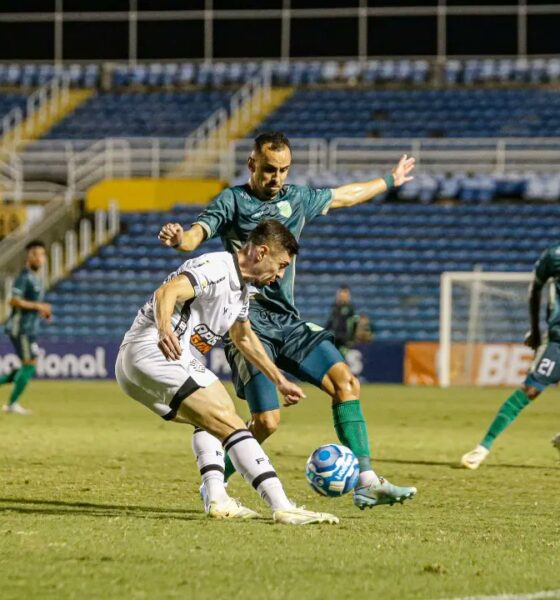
[462, 244, 560, 469]
[116, 219, 338, 525]
[2, 240, 52, 415]
[159, 131, 417, 510]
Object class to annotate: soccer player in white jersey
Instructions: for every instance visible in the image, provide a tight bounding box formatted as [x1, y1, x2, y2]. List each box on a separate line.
[116, 219, 338, 525]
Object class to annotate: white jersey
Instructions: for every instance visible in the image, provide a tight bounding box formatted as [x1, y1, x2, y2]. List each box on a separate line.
[122, 251, 250, 356]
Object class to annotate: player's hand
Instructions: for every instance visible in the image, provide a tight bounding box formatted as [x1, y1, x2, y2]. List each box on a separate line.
[524, 329, 541, 350]
[391, 154, 416, 187]
[158, 223, 184, 248]
[38, 302, 52, 320]
[277, 377, 306, 407]
[158, 327, 182, 361]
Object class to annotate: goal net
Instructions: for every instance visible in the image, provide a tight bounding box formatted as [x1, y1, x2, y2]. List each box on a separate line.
[439, 271, 551, 387]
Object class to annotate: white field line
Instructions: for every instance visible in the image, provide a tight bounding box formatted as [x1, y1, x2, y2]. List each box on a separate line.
[444, 590, 560, 600]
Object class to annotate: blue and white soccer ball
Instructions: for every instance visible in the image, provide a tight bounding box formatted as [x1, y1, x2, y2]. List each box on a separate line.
[305, 444, 359, 497]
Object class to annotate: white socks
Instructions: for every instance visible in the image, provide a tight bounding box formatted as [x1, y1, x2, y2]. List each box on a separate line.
[192, 428, 229, 505]
[358, 469, 381, 488]
[223, 429, 292, 511]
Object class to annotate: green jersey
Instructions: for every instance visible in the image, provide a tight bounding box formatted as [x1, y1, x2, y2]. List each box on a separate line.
[534, 245, 560, 342]
[5, 267, 45, 337]
[194, 183, 333, 316]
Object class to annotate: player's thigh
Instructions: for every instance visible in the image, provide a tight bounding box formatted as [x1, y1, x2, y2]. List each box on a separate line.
[10, 334, 39, 363]
[278, 319, 344, 387]
[245, 372, 281, 415]
[225, 337, 281, 413]
[525, 341, 560, 392]
[115, 343, 217, 420]
[176, 380, 245, 440]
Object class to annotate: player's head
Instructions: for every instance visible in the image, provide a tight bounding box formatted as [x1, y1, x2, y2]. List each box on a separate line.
[244, 219, 299, 287]
[336, 286, 351, 305]
[248, 132, 292, 200]
[25, 240, 46, 271]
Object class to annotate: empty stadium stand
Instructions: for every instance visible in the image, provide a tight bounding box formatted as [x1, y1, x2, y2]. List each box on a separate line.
[43, 201, 560, 343]
[0, 93, 29, 120]
[3, 58, 560, 91]
[256, 89, 560, 139]
[42, 90, 235, 140]
[0, 63, 99, 88]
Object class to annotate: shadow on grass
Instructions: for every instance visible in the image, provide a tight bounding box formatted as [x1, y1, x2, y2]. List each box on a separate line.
[0, 497, 202, 521]
[376, 457, 555, 470]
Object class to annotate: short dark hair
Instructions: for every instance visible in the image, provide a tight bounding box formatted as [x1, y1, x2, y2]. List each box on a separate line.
[25, 240, 46, 252]
[248, 219, 299, 256]
[253, 131, 291, 155]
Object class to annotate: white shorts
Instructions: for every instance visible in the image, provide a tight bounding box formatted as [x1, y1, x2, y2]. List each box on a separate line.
[115, 342, 218, 420]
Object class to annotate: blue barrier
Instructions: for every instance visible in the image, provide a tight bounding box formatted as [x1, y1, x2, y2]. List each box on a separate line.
[0, 339, 403, 384]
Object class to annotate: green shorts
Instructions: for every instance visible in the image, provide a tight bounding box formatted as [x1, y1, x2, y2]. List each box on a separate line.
[9, 334, 39, 362]
[224, 305, 343, 413]
[525, 341, 560, 390]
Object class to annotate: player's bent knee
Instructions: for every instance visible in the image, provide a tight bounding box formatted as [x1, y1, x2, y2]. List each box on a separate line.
[522, 384, 541, 400]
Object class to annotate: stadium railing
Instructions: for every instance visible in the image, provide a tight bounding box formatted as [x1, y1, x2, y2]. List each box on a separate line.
[4, 136, 560, 203]
[0, 196, 119, 322]
[1, 73, 71, 153]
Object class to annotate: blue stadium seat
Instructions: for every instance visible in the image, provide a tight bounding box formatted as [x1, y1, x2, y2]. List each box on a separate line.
[44, 200, 560, 343]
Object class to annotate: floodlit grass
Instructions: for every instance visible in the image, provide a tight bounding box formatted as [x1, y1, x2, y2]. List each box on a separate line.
[1, 381, 559, 599]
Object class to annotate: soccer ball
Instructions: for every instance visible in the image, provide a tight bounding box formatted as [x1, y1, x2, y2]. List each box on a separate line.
[305, 444, 359, 497]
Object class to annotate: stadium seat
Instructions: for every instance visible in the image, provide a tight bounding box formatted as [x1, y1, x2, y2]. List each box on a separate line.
[44, 201, 560, 343]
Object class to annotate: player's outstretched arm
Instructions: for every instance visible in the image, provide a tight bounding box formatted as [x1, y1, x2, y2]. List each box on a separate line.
[524, 278, 543, 350]
[229, 320, 305, 406]
[153, 275, 195, 360]
[329, 154, 415, 210]
[158, 223, 207, 253]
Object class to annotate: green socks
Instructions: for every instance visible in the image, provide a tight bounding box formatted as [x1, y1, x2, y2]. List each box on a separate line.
[332, 400, 372, 473]
[0, 369, 19, 385]
[223, 454, 236, 482]
[481, 389, 531, 450]
[9, 364, 36, 406]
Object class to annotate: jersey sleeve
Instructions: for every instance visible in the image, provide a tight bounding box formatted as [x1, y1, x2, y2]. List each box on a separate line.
[300, 186, 333, 221]
[11, 272, 29, 299]
[181, 257, 228, 299]
[534, 248, 553, 287]
[236, 297, 250, 322]
[192, 189, 235, 240]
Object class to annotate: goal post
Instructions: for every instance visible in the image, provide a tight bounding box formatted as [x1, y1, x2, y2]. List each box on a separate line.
[439, 271, 543, 387]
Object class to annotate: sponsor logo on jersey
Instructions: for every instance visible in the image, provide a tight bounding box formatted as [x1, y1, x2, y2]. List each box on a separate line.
[277, 200, 292, 218]
[190, 324, 222, 354]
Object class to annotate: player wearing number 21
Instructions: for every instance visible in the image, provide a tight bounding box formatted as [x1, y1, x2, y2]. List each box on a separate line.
[462, 244, 560, 469]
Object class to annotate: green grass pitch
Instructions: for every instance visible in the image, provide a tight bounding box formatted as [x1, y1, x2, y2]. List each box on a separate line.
[1, 381, 559, 600]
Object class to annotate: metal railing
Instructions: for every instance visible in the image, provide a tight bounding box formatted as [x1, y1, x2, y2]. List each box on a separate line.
[0, 197, 120, 322]
[3, 4, 560, 62]
[180, 68, 272, 178]
[328, 138, 560, 176]
[0, 73, 71, 152]
[5, 135, 560, 203]
[0, 154, 23, 202]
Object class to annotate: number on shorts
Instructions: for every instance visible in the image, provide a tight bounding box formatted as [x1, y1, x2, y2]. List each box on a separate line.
[537, 358, 556, 377]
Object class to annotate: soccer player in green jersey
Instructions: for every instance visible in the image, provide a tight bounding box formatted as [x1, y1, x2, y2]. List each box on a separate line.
[1, 240, 51, 415]
[159, 131, 417, 510]
[462, 244, 560, 469]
